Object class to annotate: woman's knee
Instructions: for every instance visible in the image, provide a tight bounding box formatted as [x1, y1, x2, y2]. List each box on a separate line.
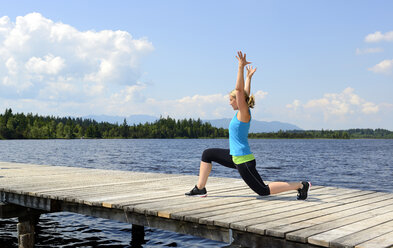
[247, 181, 270, 196]
[201, 148, 215, 163]
[259, 185, 271, 196]
[237, 161, 270, 196]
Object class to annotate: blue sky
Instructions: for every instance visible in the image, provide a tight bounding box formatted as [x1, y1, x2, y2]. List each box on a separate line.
[0, 0, 392, 130]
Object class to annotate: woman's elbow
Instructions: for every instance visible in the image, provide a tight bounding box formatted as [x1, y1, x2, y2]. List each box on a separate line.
[235, 87, 244, 93]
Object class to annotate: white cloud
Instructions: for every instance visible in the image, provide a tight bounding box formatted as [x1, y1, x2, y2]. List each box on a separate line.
[110, 83, 147, 104]
[147, 93, 229, 119]
[25, 54, 65, 75]
[362, 31, 393, 75]
[355, 47, 383, 55]
[365, 31, 393, 43]
[0, 12, 154, 103]
[286, 99, 300, 111]
[307, 87, 379, 115]
[150, 90, 269, 119]
[361, 102, 379, 114]
[5, 57, 18, 74]
[286, 88, 381, 124]
[254, 90, 268, 100]
[99, 89, 268, 119]
[368, 59, 393, 74]
[0, 13, 267, 120]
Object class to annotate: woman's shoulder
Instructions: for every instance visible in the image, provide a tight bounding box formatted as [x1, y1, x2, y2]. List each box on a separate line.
[236, 110, 251, 123]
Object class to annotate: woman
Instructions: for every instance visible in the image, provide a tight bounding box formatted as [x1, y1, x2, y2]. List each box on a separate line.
[185, 51, 311, 200]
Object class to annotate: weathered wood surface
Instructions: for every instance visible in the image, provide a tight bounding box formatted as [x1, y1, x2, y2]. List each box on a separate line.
[1, 161, 393, 248]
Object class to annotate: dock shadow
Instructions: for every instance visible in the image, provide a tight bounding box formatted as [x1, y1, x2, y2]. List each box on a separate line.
[207, 194, 325, 202]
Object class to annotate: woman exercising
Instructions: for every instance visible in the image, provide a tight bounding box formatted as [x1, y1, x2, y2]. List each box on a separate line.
[186, 51, 311, 200]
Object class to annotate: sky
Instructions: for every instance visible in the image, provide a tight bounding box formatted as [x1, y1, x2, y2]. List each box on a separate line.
[0, 0, 392, 130]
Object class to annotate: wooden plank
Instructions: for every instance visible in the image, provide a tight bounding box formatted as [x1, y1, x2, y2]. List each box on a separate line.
[236, 202, 340, 236]
[33, 175, 193, 198]
[226, 187, 368, 232]
[182, 186, 331, 226]
[65, 182, 236, 207]
[261, 191, 389, 238]
[47, 180, 200, 203]
[330, 219, 393, 248]
[160, 196, 255, 219]
[308, 211, 393, 247]
[0, 164, 187, 186]
[136, 185, 324, 219]
[3, 177, 170, 194]
[149, 188, 257, 218]
[273, 193, 393, 242]
[355, 230, 393, 248]
[128, 185, 251, 215]
[286, 198, 393, 244]
[1, 172, 184, 192]
[200, 199, 326, 227]
[0, 164, 91, 177]
[2, 192, 55, 212]
[168, 189, 299, 221]
[96, 184, 248, 208]
[39, 177, 247, 206]
[176, 186, 323, 226]
[110, 180, 248, 207]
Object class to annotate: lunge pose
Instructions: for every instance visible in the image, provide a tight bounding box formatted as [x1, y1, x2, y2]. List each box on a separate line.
[185, 51, 311, 200]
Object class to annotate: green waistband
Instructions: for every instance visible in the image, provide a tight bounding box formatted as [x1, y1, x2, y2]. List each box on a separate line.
[232, 154, 255, 165]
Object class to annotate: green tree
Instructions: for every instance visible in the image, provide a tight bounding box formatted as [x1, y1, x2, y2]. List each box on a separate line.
[73, 124, 83, 138]
[120, 118, 129, 138]
[56, 122, 65, 138]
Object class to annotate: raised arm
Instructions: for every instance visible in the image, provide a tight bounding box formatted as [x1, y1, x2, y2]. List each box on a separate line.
[245, 65, 257, 96]
[235, 51, 251, 122]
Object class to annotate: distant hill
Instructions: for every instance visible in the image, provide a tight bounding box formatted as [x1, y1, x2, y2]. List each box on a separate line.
[84, 115, 302, 133]
[205, 118, 302, 133]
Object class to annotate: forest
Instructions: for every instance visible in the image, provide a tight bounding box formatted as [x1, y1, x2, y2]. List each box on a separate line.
[248, 128, 393, 139]
[0, 109, 228, 139]
[1, 109, 392, 139]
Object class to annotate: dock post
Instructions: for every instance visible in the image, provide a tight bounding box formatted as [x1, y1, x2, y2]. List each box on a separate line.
[17, 211, 40, 248]
[131, 224, 145, 247]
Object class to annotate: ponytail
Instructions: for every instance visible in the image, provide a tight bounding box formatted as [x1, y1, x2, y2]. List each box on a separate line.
[247, 94, 255, 109]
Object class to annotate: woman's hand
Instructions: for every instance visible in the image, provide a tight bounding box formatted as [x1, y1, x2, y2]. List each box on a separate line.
[236, 51, 251, 68]
[246, 65, 257, 78]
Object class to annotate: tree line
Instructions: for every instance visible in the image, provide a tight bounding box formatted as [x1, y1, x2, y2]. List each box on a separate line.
[249, 128, 393, 139]
[0, 109, 228, 139]
[1, 108, 392, 139]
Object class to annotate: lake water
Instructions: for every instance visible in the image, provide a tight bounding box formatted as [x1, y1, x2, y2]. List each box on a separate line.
[0, 139, 392, 247]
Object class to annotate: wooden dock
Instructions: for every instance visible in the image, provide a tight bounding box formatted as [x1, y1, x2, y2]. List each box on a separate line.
[1, 161, 393, 248]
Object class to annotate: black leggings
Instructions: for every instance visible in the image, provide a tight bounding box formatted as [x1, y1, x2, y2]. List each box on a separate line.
[201, 148, 270, 196]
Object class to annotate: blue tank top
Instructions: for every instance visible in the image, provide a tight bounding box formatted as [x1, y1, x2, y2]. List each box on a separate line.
[229, 111, 252, 156]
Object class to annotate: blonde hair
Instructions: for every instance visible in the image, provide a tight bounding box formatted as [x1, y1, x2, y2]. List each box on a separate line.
[230, 90, 255, 108]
